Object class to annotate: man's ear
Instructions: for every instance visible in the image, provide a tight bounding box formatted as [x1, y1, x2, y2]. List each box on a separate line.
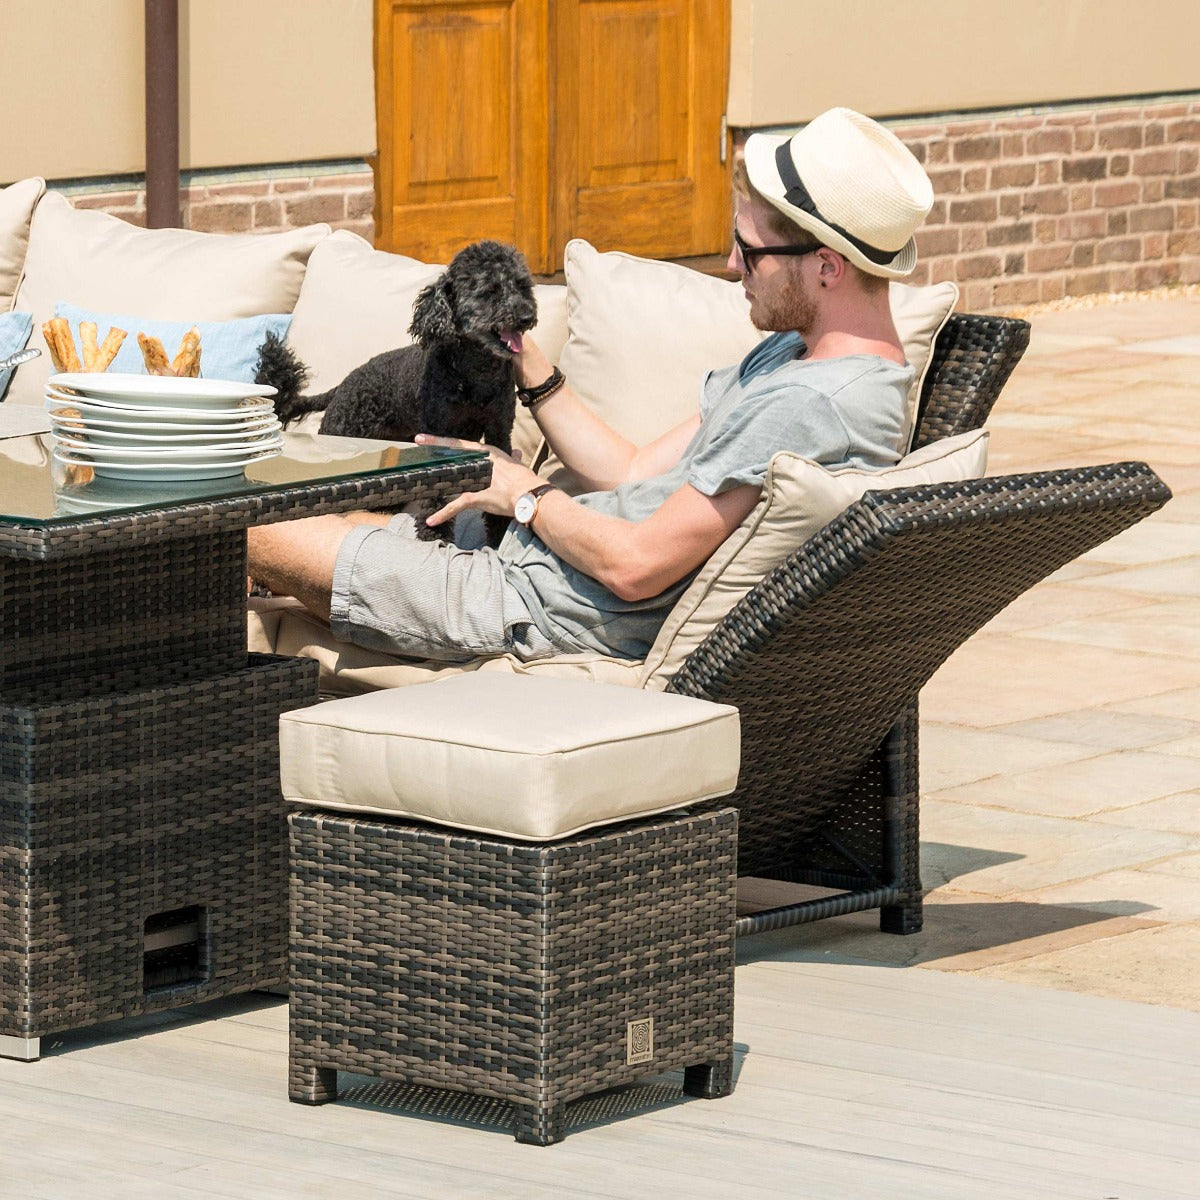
[410, 279, 455, 343]
[816, 248, 848, 288]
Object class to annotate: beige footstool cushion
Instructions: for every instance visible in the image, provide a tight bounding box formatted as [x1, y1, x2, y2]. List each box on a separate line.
[279, 673, 740, 842]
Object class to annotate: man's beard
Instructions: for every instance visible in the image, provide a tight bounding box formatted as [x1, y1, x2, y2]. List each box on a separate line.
[750, 269, 818, 335]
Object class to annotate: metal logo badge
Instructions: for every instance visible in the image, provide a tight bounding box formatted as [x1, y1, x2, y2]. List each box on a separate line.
[627, 1016, 654, 1065]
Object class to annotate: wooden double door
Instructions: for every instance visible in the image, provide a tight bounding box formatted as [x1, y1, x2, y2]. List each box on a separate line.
[373, 0, 730, 273]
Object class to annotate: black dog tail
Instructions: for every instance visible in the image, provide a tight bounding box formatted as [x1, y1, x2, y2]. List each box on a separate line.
[254, 330, 331, 426]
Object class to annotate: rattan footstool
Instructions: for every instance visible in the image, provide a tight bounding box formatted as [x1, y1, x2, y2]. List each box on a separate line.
[280, 673, 741, 1145]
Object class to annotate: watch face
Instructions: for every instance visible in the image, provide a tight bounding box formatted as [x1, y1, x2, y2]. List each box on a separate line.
[514, 492, 537, 524]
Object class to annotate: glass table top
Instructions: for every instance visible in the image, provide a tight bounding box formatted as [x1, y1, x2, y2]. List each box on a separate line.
[0, 431, 486, 525]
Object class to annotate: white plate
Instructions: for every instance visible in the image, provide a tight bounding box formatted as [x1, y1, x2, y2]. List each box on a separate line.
[46, 390, 275, 422]
[50, 417, 282, 445]
[49, 372, 277, 405]
[53, 447, 280, 482]
[52, 434, 284, 460]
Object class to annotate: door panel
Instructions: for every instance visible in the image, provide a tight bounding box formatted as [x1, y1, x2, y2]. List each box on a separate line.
[554, 0, 729, 262]
[375, 0, 548, 264]
[374, 0, 729, 271]
[578, 3, 687, 187]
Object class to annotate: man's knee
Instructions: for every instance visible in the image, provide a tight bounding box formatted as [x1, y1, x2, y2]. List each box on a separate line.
[247, 516, 351, 619]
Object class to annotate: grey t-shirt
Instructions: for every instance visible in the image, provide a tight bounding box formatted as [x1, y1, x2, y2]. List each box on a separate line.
[497, 332, 913, 659]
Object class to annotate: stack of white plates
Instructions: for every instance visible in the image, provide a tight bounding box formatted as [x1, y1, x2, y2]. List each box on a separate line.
[45, 372, 284, 481]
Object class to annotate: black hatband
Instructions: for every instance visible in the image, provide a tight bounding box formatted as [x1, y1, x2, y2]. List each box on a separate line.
[774, 143, 901, 266]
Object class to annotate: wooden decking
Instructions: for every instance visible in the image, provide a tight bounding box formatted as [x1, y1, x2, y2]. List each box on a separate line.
[1, 946, 1197, 1199]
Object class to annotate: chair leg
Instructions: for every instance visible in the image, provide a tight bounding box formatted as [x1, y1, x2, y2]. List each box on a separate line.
[289, 1063, 338, 1105]
[514, 1103, 566, 1146]
[880, 899, 923, 935]
[683, 1054, 734, 1099]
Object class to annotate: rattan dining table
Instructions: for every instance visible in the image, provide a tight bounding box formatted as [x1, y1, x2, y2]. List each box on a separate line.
[0, 427, 488, 1060]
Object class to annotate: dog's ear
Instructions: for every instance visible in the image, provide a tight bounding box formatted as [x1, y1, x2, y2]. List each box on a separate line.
[410, 278, 456, 343]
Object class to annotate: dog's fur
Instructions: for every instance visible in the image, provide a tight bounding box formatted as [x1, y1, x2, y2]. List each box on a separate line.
[259, 239, 537, 547]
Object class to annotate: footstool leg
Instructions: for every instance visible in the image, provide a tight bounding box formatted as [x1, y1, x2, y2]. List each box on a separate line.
[514, 1103, 566, 1146]
[0, 1035, 40, 1062]
[289, 1062, 338, 1105]
[683, 1053, 734, 1099]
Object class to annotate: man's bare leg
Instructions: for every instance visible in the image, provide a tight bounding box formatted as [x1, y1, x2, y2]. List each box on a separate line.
[247, 515, 384, 621]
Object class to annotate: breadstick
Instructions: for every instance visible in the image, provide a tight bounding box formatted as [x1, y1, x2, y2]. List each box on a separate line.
[55, 405, 86, 439]
[137, 332, 173, 376]
[94, 327, 127, 371]
[80, 321, 99, 371]
[171, 326, 201, 378]
[49, 318, 82, 372]
[63, 462, 95, 486]
[42, 322, 65, 372]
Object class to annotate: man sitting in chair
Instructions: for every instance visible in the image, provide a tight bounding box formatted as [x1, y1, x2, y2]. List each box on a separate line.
[248, 106, 934, 665]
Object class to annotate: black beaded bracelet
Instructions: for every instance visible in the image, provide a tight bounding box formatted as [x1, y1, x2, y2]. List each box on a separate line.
[517, 366, 566, 408]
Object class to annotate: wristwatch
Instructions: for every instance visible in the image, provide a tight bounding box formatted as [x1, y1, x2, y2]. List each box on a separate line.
[514, 483, 557, 527]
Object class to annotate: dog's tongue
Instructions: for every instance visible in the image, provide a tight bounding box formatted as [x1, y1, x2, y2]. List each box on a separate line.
[499, 330, 524, 354]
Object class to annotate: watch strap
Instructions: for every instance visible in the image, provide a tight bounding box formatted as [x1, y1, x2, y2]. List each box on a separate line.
[519, 482, 557, 526]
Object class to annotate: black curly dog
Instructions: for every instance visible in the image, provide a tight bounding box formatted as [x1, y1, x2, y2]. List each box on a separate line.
[258, 240, 538, 546]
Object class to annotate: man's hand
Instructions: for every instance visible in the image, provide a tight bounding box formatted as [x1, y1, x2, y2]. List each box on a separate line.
[415, 434, 543, 529]
[515, 336, 557, 392]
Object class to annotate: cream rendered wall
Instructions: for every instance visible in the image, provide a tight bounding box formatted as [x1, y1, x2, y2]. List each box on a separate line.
[728, 0, 1200, 127]
[0, 0, 374, 183]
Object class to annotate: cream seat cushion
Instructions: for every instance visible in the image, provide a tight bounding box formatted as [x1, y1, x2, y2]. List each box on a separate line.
[640, 428, 990, 688]
[249, 596, 644, 696]
[285, 230, 569, 464]
[542, 239, 959, 490]
[0, 177, 45, 311]
[279, 673, 740, 842]
[8, 192, 329, 405]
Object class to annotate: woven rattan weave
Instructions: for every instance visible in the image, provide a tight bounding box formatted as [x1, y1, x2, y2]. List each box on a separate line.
[0, 654, 315, 1038]
[0, 447, 489, 1056]
[667, 374, 1170, 935]
[912, 312, 1030, 448]
[288, 807, 738, 1145]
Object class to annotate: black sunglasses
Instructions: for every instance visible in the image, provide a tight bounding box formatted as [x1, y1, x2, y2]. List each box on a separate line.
[733, 226, 824, 272]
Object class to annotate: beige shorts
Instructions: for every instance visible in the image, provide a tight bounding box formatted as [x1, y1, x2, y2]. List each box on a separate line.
[328, 512, 557, 663]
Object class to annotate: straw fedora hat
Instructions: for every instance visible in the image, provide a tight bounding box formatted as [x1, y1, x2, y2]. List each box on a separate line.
[743, 107, 934, 280]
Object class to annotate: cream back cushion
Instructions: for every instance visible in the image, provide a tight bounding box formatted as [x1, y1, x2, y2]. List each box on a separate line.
[0, 178, 45, 312]
[543, 238, 958, 489]
[8, 192, 329, 405]
[286, 230, 568, 464]
[639, 429, 990, 689]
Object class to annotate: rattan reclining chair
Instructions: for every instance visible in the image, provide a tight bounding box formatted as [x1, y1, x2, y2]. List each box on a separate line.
[663, 313, 1171, 936]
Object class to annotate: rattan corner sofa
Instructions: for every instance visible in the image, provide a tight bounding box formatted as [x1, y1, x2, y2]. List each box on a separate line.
[0, 177, 1172, 973]
[255, 308, 1169, 938]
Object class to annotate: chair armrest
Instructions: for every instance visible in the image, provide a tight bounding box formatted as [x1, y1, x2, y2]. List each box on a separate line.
[666, 460, 1171, 874]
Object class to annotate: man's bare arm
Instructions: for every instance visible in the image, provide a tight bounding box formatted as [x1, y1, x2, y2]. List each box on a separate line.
[515, 337, 701, 490]
[528, 480, 759, 601]
[423, 441, 760, 603]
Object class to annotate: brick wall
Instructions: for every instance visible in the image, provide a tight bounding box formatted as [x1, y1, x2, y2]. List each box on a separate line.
[54, 96, 1200, 311]
[890, 97, 1200, 311]
[63, 165, 375, 242]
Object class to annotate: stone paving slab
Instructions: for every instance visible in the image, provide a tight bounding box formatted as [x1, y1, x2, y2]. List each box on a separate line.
[892, 293, 1200, 1014]
[970, 924, 1200, 1011]
[1118, 334, 1200, 355]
